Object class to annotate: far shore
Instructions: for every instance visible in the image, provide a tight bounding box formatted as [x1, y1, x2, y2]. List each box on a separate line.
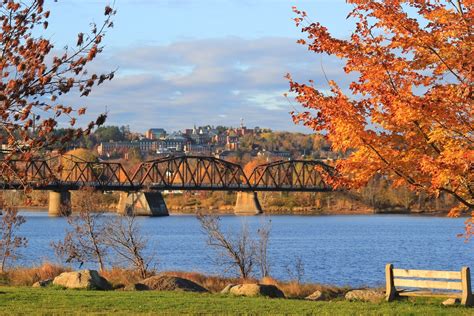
[12, 205, 452, 217]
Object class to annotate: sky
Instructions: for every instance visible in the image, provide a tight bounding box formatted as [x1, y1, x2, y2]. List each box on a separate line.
[43, 0, 355, 133]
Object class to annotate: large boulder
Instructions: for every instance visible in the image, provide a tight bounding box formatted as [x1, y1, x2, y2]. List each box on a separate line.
[229, 284, 285, 298]
[345, 289, 385, 303]
[53, 270, 112, 290]
[221, 284, 237, 294]
[141, 275, 208, 293]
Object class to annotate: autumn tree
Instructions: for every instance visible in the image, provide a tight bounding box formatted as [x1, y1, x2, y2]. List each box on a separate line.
[289, 1, 473, 219]
[0, 0, 115, 177]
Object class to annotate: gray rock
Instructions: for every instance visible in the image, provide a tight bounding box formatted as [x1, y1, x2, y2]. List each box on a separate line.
[229, 283, 285, 298]
[32, 279, 53, 288]
[53, 270, 112, 290]
[442, 298, 460, 306]
[345, 289, 385, 303]
[305, 289, 340, 301]
[305, 290, 327, 301]
[142, 275, 208, 292]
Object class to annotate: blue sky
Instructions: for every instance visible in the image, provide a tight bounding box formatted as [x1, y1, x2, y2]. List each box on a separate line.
[44, 0, 354, 132]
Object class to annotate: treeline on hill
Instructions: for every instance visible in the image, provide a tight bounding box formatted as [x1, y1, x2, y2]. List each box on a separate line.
[49, 126, 134, 150]
[239, 132, 333, 158]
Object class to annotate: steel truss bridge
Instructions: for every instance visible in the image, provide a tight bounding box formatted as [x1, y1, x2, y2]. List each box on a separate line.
[0, 155, 334, 192]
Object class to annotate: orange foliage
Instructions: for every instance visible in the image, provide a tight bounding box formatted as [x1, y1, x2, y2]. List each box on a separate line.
[289, 1, 473, 222]
[4, 262, 68, 286]
[243, 157, 268, 178]
[0, 1, 115, 164]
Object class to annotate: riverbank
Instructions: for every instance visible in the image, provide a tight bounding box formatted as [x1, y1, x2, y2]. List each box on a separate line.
[0, 286, 470, 315]
[0, 264, 470, 315]
[2, 190, 456, 216]
[16, 205, 450, 216]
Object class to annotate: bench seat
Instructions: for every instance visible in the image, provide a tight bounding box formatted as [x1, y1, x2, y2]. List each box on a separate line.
[385, 264, 472, 306]
[398, 290, 462, 299]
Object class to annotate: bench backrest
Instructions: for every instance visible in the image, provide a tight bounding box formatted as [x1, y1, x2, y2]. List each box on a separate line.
[385, 263, 472, 305]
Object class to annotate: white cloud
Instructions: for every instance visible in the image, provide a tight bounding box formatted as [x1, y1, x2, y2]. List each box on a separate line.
[57, 36, 350, 132]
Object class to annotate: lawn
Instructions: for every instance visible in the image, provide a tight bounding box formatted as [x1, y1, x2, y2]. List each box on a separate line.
[0, 287, 472, 315]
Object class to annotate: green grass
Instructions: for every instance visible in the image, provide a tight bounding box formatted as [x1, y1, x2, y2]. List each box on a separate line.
[0, 287, 472, 315]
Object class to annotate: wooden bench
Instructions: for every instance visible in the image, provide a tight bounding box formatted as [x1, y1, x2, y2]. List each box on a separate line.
[385, 264, 473, 306]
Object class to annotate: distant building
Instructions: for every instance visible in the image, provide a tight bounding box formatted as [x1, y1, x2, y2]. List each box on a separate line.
[157, 132, 189, 152]
[145, 128, 167, 140]
[215, 150, 240, 160]
[257, 150, 292, 160]
[226, 135, 239, 151]
[97, 140, 158, 157]
[184, 144, 213, 155]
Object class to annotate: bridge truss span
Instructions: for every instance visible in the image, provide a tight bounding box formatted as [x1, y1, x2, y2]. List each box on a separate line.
[0, 159, 55, 189]
[249, 159, 334, 192]
[132, 155, 250, 191]
[0, 155, 335, 192]
[59, 155, 133, 190]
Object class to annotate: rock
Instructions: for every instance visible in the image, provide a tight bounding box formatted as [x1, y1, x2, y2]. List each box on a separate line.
[305, 290, 328, 301]
[32, 279, 53, 288]
[53, 270, 112, 290]
[442, 298, 460, 306]
[345, 289, 385, 303]
[221, 284, 237, 294]
[229, 284, 285, 298]
[141, 275, 208, 292]
[124, 283, 150, 291]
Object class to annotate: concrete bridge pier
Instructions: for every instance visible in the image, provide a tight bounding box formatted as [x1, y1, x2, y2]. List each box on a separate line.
[48, 190, 71, 217]
[117, 191, 169, 216]
[234, 191, 262, 215]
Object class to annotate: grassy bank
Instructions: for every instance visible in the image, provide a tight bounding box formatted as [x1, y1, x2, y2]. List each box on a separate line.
[0, 287, 471, 315]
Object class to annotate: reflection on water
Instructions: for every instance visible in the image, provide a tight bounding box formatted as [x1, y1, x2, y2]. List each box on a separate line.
[16, 211, 474, 287]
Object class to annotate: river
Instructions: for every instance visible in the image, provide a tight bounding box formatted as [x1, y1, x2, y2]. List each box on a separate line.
[15, 211, 474, 287]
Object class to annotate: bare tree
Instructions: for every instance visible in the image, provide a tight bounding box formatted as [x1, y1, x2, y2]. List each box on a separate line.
[0, 207, 27, 272]
[285, 256, 305, 284]
[256, 219, 271, 278]
[104, 215, 152, 279]
[52, 188, 108, 271]
[197, 213, 258, 279]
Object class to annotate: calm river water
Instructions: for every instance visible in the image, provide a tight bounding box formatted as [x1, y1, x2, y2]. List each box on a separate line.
[16, 211, 474, 287]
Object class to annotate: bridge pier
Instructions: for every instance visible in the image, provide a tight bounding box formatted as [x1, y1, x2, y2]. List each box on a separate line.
[48, 190, 71, 217]
[117, 191, 169, 216]
[234, 191, 262, 215]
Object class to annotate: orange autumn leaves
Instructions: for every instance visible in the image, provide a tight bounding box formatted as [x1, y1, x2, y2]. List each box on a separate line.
[0, 1, 115, 160]
[288, 1, 473, 219]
